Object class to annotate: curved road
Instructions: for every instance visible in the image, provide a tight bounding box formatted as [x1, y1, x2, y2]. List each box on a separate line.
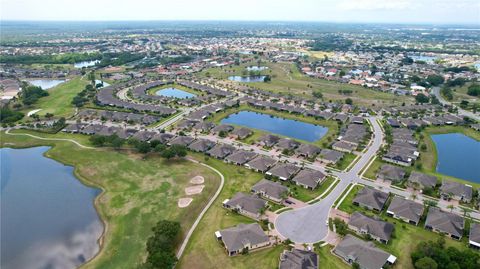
[275, 117, 384, 243]
[432, 87, 480, 121]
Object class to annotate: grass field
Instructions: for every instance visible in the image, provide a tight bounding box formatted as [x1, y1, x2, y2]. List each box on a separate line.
[1, 130, 221, 269]
[20, 76, 88, 119]
[200, 62, 411, 107]
[317, 245, 349, 269]
[336, 185, 470, 269]
[176, 152, 288, 269]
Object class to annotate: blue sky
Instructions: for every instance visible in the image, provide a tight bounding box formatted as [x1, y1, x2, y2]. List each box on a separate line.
[1, 0, 479, 24]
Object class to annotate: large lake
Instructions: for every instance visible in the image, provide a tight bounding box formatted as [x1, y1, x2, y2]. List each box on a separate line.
[228, 76, 266, 82]
[29, 79, 65, 90]
[1, 147, 103, 269]
[432, 133, 480, 183]
[156, 87, 196, 99]
[221, 111, 328, 142]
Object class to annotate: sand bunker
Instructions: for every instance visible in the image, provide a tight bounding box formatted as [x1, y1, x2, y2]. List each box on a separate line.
[185, 185, 205, 195]
[190, 175, 205, 185]
[178, 198, 193, 208]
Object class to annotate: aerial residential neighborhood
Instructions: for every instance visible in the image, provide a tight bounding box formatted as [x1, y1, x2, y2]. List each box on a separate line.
[1, 1, 479, 269]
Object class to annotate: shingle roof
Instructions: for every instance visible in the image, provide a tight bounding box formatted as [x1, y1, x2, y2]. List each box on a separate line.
[292, 169, 326, 189]
[377, 164, 406, 183]
[334, 234, 391, 269]
[425, 207, 464, 238]
[349, 212, 394, 242]
[224, 192, 267, 216]
[440, 180, 473, 201]
[266, 163, 300, 180]
[251, 179, 288, 201]
[469, 223, 480, 244]
[279, 249, 318, 269]
[245, 156, 277, 172]
[225, 150, 258, 164]
[219, 223, 269, 253]
[387, 196, 424, 224]
[407, 172, 437, 190]
[353, 187, 389, 211]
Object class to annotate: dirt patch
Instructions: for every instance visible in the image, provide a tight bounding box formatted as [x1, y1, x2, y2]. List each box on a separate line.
[189, 175, 205, 185]
[178, 198, 193, 208]
[185, 185, 205, 195]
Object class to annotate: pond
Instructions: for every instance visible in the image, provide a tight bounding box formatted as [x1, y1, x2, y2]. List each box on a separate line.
[228, 76, 266, 82]
[1, 147, 103, 269]
[246, 66, 268, 71]
[155, 87, 196, 99]
[74, 60, 100, 68]
[29, 79, 65, 90]
[221, 110, 328, 142]
[408, 54, 437, 63]
[432, 133, 480, 183]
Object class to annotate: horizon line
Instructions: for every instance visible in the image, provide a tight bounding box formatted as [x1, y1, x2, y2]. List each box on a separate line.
[1, 19, 479, 26]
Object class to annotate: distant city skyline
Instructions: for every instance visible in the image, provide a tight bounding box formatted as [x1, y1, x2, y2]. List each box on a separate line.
[1, 0, 479, 24]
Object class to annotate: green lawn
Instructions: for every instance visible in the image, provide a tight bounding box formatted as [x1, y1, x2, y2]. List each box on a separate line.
[200, 62, 411, 107]
[337, 184, 364, 214]
[280, 176, 337, 202]
[317, 245, 349, 269]
[21, 76, 88, 119]
[1, 131, 221, 269]
[176, 153, 288, 269]
[330, 152, 357, 171]
[336, 184, 471, 269]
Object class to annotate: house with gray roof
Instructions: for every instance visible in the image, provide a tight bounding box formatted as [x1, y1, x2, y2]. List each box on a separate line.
[151, 133, 175, 144]
[440, 180, 473, 203]
[207, 144, 236, 159]
[279, 249, 318, 269]
[212, 124, 234, 135]
[348, 212, 394, 244]
[266, 163, 301, 181]
[376, 164, 406, 183]
[215, 223, 270, 256]
[258, 134, 280, 147]
[223, 192, 268, 220]
[168, 136, 195, 146]
[192, 121, 216, 132]
[63, 123, 86, 133]
[469, 223, 480, 249]
[296, 144, 321, 158]
[386, 196, 424, 225]
[407, 172, 437, 190]
[332, 140, 357, 153]
[245, 156, 277, 173]
[231, 127, 253, 140]
[334, 234, 396, 269]
[131, 130, 156, 142]
[188, 138, 215, 153]
[353, 187, 389, 212]
[251, 179, 289, 203]
[225, 150, 258, 165]
[425, 207, 464, 240]
[276, 138, 301, 151]
[317, 149, 344, 164]
[292, 169, 327, 190]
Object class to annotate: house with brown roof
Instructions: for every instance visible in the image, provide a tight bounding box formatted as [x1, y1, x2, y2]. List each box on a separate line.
[215, 223, 270, 256]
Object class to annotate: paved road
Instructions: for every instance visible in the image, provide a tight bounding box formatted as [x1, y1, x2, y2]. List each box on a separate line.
[274, 117, 384, 243]
[432, 87, 480, 121]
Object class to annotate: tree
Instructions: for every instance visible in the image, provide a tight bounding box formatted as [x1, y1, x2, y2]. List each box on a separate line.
[426, 75, 444, 86]
[467, 84, 480, 96]
[345, 98, 353, 105]
[143, 220, 181, 269]
[89, 135, 106, 147]
[136, 141, 151, 154]
[415, 94, 429, 104]
[313, 91, 323, 99]
[415, 257, 438, 269]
